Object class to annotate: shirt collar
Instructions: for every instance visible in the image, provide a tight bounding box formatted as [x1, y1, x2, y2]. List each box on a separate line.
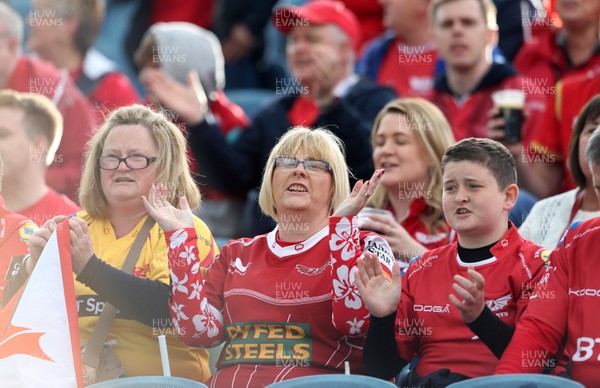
[333, 74, 360, 98]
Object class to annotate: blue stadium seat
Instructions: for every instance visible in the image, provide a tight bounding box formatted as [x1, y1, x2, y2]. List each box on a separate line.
[395, 356, 419, 387]
[266, 374, 396, 387]
[447, 374, 585, 387]
[87, 376, 208, 387]
[510, 188, 539, 227]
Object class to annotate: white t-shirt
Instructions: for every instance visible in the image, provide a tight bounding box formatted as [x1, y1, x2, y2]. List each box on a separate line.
[519, 189, 600, 249]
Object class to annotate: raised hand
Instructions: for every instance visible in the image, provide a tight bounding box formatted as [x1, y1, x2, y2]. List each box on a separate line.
[142, 183, 194, 232]
[487, 105, 506, 141]
[27, 215, 67, 274]
[487, 106, 523, 154]
[449, 267, 486, 323]
[355, 252, 401, 318]
[139, 67, 208, 125]
[360, 213, 426, 261]
[68, 217, 95, 275]
[333, 169, 385, 217]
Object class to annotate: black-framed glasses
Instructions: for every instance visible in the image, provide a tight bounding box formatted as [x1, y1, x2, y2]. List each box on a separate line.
[274, 157, 333, 174]
[98, 155, 158, 170]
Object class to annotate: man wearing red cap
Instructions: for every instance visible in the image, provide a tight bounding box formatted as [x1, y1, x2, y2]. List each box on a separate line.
[147, 0, 396, 236]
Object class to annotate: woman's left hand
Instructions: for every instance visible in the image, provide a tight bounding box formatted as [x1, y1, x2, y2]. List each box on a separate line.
[142, 183, 194, 232]
[68, 217, 95, 275]
[333, 169, 385, 217]
[360, 213, 426, 261]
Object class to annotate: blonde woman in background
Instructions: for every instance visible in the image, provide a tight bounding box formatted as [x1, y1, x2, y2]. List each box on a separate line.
[360, 98, 456, 264]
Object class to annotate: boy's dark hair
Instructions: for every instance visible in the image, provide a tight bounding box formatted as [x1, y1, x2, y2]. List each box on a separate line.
[441, 137, 517, 189]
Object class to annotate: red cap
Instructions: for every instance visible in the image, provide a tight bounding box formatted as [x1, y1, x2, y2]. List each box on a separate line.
[273, 0, 361, 53]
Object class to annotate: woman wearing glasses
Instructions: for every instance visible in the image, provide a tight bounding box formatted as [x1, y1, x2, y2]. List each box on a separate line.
[143, 127, 395, 387]
[13, 104, 218, 382]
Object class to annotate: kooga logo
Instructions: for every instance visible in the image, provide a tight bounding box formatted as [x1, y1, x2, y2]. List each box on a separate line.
[569, 288, 600, 297]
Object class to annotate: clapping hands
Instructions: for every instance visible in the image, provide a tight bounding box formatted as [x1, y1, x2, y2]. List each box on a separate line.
[449, 267, 486, 323]
[355, 252, 402, 318]
[142, 183, 194, 232]
[333, 169, 385, 217]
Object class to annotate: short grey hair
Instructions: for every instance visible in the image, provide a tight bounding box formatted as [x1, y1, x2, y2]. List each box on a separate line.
[0, 3, 23, 44]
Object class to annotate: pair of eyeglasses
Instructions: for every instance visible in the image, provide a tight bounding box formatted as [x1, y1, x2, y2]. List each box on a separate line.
[274, 157, 332, 174]
[98, 156, 158, 170]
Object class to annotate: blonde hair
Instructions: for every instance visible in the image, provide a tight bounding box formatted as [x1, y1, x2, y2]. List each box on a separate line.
[0, 90, 63, 166]
[79, 104, 200, 218]
[369, 98, 455, 232]
[258, 127, 350, 220]
[430, 0, 498, 30]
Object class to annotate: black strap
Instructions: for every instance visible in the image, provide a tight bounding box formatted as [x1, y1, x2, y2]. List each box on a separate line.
[81, 216, 156, 368]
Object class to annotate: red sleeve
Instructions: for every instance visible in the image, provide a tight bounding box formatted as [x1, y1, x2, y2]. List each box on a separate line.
[497, 243, 570, 373]
[524, 244, 570, 332]
[513, 42, 532, 76]
[166, 227, 224, 347]
[495, 317, 563, 374]
[329, 216, 395, 338]
[513, 247, 551, 322]
[513, 33, 556, 83]
[90, 72, 140, 112]
[527, 82, 563, 159]
[209, 91, 250, 134]
[498, 74, 547, 145]
[150, 0, 214, 29]
[45, 81, 96, 200]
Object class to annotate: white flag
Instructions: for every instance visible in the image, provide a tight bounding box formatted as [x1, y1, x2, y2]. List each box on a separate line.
[0, 220, 83, 387]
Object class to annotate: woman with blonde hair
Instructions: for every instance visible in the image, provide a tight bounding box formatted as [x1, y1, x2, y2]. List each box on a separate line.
[360, 98, 456, 263]
[14, 104, 217, 383]
[145, 126, 395, 387]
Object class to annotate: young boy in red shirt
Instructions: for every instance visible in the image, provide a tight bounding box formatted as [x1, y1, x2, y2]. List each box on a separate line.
[357, 138, 549, 385]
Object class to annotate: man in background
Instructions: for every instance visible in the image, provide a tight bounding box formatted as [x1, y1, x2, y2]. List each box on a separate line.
[0, 90, 80, 225]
